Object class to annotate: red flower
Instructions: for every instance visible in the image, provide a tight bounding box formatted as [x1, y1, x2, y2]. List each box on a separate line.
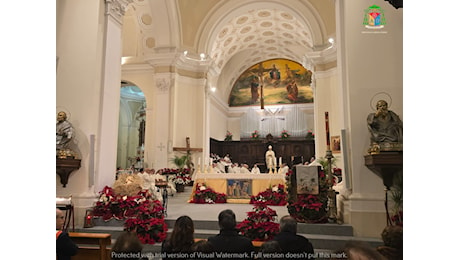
[92, 187, 167, 244]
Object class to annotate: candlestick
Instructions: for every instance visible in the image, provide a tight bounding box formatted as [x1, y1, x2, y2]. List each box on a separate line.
[325, 112, 331, 150]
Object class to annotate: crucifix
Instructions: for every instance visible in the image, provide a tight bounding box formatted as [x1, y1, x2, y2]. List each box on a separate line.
[249, 63, 272, 109]
[172, 137, 203, 153]
[173, 137, 203, 170]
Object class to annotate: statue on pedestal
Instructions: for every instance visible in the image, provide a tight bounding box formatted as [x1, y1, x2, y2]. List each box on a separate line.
[367, 100, 403, 153]
[56, 111, 74, 151]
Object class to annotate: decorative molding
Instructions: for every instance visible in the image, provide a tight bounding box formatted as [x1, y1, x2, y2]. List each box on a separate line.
[105, 0, 133, 25]
[156, 77, 171, 94]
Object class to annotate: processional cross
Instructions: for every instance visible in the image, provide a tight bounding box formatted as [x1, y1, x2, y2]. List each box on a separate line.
[172, 137, 203, 153]
[249, 63, 272, 109]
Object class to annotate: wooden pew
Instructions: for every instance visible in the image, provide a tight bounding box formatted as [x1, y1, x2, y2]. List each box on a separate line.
[69, 232, 111, 260]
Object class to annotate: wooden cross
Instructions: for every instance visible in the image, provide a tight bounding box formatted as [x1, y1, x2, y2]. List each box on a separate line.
[172, 137, 203, 153]
[248, 63, 271, 109]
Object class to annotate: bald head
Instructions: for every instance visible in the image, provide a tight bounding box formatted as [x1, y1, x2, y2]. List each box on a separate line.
[56, 208, 65, 230]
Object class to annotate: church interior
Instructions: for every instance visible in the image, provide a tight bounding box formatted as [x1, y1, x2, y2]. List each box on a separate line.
[53, 0, 406, 258]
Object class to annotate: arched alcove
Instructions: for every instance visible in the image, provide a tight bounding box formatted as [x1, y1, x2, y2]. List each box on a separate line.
[117, 81, 146, 170]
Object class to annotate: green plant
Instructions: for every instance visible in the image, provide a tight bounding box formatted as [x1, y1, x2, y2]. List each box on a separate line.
[170, 154, 189, 169]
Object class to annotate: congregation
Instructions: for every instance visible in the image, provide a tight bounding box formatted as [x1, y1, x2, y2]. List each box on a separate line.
[96, 209, 401, 260]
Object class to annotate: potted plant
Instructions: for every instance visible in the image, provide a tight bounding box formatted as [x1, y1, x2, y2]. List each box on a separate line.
[173, 168, 191, 192]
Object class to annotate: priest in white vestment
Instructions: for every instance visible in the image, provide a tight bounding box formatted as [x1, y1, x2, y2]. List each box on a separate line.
[240, 164, 250, 174]
[278, 163, 289, 175]
[251, 164, 261, 174]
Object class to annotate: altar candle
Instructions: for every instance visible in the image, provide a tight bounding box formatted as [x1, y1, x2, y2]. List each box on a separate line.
[198, 157, 201, 166]
[279, 157, 282, 166]
[325, 112, 331, 150]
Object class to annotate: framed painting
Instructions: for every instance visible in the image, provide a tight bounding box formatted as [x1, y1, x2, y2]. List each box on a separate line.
[227, 179, 252, 199]
[331, 135, 341, 153]
[228, 59, 313, 107]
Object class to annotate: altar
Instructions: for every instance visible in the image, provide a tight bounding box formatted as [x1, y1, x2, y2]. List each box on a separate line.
[190, 172, 286, 203]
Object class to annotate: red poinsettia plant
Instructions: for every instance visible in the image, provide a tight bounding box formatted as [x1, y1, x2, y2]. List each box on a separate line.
[92, 186, 167, 244]
[190, 182, 227, 204]
[285, 169, 329, 223]
[237, 202, 280, 241]
[250, 184, 287, 206]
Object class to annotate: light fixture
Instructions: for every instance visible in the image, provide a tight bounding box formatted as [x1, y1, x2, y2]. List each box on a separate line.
[210, 86, 216, 92]
[200, 53, 206, 60]
[183, 50, 188, 56]
[328, 38, 334, 44]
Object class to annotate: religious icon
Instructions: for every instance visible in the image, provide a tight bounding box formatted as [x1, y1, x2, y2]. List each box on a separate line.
[227, 179, 252, 199]
[296, 165, 319, 195]
[331, 135, 341, 153]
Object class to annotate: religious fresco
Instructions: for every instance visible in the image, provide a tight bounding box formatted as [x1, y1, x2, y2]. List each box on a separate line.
[228, 59, 313, 107]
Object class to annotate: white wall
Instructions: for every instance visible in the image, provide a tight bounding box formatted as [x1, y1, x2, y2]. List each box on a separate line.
[336, 0, 403, 237]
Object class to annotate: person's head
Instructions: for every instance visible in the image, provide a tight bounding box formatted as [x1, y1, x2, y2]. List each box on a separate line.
[381, 225, 403, 250]
[334, 241, 386, 260]
[111, 231, 143, 259]
[57, 111, 67, 122]
[261, 240, 282, 253]
[279, 215, 297, 234]
[170, 215, 194, 248]
[260, 240, 283, 260]
[218, 209, 236, 230]
[56, 208, 65, 230]
[191, 239, 215, 253]
[268, 145, 272, 150]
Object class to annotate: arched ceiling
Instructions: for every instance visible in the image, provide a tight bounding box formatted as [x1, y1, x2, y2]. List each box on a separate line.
[209, 8, 314, 72]
[122, 0, 336, 100]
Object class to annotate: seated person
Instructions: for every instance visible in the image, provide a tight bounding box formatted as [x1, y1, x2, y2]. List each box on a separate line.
[207, 209, 254, 259]
[239, 164, 250, 174]
[227, 163, 237, 173]
[251, 164, 261, 174]
[211, 162, 224, 173]
[273, 216, 314, 257]
[217, 159, 227, 173]
[278, 163, 289, 175]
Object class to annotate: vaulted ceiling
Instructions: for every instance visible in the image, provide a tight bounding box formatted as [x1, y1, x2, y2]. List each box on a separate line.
[121, 0, 336, 99]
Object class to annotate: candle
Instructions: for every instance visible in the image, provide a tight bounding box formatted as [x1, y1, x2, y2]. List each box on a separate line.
[198, 157, 201, 166]
[325, 112, 330, 150]
[279, 157, 282, 166]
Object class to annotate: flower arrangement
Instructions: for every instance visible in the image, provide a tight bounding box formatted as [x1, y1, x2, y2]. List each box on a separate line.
[251, 130, 260, 140]
[156, 168, 191, 185]
[190, 183, 227, 204]
[224, 130, 233, 141]
[236, 202, 280, 241]
[287, 194, 328, 224]
[280, 129, 290, 139]
[250, 184, 287, 206]
[173, 168, 192, 185]
[92, 186, 167, 244]
[306, 130, 315, 140]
